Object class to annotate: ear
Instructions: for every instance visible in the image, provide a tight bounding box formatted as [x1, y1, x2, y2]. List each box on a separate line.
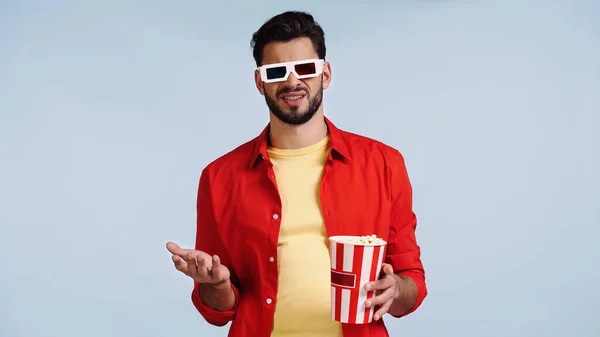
[254, 69, 265, 96]
[322, 61, 332, 90]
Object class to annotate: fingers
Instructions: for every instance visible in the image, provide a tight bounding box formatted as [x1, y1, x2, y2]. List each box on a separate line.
[186, 252, 202, 280]
[166, 242, 225, 284]
[211, 255, 229, 283]
[212, 254, 221, 270]
[373, 298, 393, 321]
[166, 242, 192, 258]
[364, 285, 395, 321]
[365, 286, 395, 308]
[365, 274, 395, 291]
[171, 250, 210, 283]
[172, 254, 188, 274]
[195, 254, 211, 280]
[166, 241, 182, 254]
[364, 274, 395, 314]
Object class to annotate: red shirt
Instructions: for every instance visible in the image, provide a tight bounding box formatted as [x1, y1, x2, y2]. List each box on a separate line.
[190, 117, 427, 337]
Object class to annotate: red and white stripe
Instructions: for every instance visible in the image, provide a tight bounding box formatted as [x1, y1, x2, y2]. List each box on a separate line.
[330, 241, 385, 324]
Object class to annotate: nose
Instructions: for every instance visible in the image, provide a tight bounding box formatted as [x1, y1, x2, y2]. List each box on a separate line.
[284, 72, 303, 87]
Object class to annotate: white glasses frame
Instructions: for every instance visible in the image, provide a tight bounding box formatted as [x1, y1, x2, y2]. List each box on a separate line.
[257, 58, 325, 83]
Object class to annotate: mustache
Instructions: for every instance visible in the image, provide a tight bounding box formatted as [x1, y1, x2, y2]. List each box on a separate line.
[276, 86, 309, 96]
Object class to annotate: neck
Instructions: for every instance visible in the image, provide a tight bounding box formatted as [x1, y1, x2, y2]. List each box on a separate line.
[268, 110, 328, 149]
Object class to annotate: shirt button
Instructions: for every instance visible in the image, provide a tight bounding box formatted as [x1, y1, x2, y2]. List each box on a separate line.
[269, 256, 274, 262]
[266, 298, 272, 304]
[272, 214, 279, 220]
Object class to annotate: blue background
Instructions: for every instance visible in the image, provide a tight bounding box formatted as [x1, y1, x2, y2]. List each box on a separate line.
[1, 1, 599, 336]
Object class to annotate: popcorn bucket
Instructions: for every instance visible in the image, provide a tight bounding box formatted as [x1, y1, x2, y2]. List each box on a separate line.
[329, 235, 387, 324]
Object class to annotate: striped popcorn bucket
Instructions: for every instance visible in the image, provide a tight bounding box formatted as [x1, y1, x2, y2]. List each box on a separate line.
[329, 235, 387, 324]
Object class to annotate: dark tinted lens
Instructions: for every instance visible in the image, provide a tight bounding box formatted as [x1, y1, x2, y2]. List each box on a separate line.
[295, 62, 316, 75]
[266, 66, 287, 80]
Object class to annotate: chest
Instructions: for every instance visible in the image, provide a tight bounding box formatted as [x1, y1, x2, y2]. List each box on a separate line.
[213, 162, 393, 255]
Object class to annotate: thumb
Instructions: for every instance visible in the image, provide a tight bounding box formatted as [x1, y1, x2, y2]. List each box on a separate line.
[382, 263, 394, 275]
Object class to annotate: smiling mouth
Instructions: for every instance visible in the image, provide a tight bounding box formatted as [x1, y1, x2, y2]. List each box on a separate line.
[282, 95, 305, 101]
[279, 89, 308, 102]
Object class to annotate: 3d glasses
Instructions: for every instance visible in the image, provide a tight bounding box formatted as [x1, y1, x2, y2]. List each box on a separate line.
[258, 58, 325, 83]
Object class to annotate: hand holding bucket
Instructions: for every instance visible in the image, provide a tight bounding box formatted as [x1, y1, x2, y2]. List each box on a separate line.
[329, 235, 387, 324]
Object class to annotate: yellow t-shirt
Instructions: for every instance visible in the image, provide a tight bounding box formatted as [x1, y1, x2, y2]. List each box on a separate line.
[267, 135, 342, 337]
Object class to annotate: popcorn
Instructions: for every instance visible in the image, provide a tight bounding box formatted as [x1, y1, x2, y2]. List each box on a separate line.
[340, 234, 386, 245]
[328, 234, 387, 324]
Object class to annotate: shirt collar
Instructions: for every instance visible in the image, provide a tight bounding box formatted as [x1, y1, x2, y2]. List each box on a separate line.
[247, 116, 351, 168]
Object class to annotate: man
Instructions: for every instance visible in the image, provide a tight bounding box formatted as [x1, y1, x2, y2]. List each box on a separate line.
[166, 11, 427, 337]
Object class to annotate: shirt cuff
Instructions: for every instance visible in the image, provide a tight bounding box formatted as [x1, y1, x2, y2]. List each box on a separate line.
[191, 281, 240, 327]
[391, 269, 427, 318]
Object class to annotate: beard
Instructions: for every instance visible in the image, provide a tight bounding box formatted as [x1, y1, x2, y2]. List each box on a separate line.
[264, 82, 323, 126]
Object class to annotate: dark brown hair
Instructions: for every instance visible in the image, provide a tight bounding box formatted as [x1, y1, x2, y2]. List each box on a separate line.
[250, 11, 326, 67]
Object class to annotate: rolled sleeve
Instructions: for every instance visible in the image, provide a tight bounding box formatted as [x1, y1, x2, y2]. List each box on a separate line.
[191, 281, 240, 326]
[191, 168, 240, 326]
[384, 150, 427, 317]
